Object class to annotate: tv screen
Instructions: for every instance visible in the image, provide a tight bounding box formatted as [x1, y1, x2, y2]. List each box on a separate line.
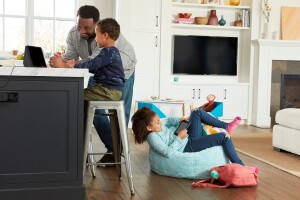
[173, 35, 237, 75]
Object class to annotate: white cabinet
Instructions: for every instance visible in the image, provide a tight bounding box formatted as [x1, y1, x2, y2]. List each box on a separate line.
[168, 84, 248, 119]
[127, 0, 160, 31]
[168, 84, 222, 107]
[221, 85, 248, 119]
[118, 0, 161, 100]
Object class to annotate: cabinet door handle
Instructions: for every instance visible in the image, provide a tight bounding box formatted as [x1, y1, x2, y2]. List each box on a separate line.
[198, 89, 201, 99]
[156, 16, 158, 27]
[224, 89, 227, 99]
[192, 89, 195, 99]
[155, 36, 158, 47]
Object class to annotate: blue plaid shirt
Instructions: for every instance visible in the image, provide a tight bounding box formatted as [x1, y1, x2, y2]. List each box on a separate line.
[74, 47, 125, 90]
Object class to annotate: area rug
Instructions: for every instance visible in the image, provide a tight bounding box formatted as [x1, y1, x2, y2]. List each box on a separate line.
[231, 133, 300, 177]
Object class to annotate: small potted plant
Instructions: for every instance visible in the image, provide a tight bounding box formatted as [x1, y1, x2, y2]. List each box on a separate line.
[12, 49, 18, 56]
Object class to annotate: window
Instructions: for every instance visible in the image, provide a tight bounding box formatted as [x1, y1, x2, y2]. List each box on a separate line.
[0, 0, 77, 54]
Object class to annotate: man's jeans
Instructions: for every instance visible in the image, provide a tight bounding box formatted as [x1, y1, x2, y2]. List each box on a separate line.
[89, 73, 135, 152]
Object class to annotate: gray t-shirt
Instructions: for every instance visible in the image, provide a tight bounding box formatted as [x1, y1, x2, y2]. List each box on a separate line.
[63, 25, 137, 79]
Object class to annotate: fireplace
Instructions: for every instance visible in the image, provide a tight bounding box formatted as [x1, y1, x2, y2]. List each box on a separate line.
[280, 74, 300, 109]
[252, 39, 300, 128]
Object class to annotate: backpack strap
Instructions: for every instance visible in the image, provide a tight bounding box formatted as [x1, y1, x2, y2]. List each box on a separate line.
[192, 179, 231, 188]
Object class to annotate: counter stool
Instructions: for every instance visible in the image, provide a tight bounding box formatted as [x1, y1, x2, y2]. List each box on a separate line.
[83, 100, 135, 195]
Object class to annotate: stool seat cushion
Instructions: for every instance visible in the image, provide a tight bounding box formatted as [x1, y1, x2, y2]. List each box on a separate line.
[149, 146, 229, 179]
[275, 108, 300, 130]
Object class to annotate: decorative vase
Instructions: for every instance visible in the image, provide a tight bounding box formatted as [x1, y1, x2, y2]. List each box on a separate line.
[208, 10, 218, 26]
[229, 0, 240, 6]
[262, 22, 272, 39]
[218, 15, 226, 26]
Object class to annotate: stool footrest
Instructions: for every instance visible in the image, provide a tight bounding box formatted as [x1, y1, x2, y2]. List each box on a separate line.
[88, 152, 112, 156]
[86, 162, 125, 166]
[94, 113, 115, 116]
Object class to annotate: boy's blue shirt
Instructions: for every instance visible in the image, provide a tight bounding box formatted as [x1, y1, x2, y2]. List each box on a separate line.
[74, 46, 125, 90]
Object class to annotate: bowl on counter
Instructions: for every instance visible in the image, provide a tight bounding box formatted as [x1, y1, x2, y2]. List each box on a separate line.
[194, 17, 208, 25]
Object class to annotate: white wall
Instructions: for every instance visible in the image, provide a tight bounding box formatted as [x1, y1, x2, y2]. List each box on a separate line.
[256, 0, 300, 39]
[79, 0, 116, 19]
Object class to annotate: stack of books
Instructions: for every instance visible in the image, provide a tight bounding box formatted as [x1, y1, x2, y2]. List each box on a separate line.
[240, 9, 250, 27]
[177, 18, 195, 24]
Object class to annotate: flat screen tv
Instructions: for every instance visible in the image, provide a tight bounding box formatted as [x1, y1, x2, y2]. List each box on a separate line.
[173, 35, 238, 76]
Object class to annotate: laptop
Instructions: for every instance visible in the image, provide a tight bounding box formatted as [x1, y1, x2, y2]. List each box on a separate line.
[23, 45, 47, 67]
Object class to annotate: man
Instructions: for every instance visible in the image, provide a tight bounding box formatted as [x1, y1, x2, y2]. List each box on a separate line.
[50, 5, 136, 164]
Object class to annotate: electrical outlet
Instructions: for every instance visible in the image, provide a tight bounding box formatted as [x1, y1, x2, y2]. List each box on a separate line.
[0, 92, 18, 102]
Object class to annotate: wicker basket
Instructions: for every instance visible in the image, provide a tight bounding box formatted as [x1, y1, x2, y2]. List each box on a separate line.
[194, 17, 208, 25]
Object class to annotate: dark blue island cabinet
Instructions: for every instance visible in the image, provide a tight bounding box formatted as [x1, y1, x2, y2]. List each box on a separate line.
[0, 76, 85, 200]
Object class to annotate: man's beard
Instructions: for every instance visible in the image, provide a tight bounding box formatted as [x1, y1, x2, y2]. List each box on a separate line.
[81, 33, 96, 40]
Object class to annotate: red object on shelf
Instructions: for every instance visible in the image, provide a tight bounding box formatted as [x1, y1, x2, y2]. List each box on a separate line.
[177, 18, 195, 24]
[208, 10, 218, 25]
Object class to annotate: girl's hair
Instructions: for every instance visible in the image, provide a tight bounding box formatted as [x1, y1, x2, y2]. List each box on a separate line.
[96, 18, 120, 41]
[131, 107, 156, 144]
[77, 5, 100, 23]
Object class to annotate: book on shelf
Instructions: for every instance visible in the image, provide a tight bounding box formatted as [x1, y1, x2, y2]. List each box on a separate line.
[239, 9, 250, 27]
[244, 9, 250, 27]
[177, 18, 195, 24]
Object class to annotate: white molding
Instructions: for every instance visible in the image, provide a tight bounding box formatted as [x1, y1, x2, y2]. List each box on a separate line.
[251, 39, 300, 128]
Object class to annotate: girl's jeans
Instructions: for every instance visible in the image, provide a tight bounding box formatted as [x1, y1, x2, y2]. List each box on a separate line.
[183, 108, 244, 165]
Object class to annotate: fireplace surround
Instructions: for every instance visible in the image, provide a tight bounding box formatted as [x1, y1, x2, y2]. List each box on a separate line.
[251, 39, 300, 128]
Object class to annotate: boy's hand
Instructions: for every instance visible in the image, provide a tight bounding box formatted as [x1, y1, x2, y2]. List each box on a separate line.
[66, 59, 77, 68]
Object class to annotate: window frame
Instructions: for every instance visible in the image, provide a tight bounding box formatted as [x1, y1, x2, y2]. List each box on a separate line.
[0, 0, 78, 52]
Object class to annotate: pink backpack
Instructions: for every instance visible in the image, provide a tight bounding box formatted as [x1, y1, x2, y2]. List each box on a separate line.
[192, 163, 259, 188]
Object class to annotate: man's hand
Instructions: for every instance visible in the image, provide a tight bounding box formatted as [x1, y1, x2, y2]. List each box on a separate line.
[49, 53, 68, 68]
[177, 129, 187, 139]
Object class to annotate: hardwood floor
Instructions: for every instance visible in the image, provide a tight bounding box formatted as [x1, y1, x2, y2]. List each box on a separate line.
[84, 125, 300, 200]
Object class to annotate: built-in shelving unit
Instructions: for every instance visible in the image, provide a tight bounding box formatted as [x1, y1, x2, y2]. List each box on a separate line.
[171, 1, 251, 31]
[172, 23, 250, 30]
[172, 2, 250, 10]
[159, 1, 253, 121]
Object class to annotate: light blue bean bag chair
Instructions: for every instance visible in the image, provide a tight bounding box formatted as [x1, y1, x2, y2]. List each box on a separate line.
[149, 146, 230, 179]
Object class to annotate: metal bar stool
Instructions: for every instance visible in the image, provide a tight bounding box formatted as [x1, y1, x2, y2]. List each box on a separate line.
[83, 100, 135, 195]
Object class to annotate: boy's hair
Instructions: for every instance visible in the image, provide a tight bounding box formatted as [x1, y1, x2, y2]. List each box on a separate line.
[77, 5, 100, 23]
[97, 18, 120, 41]
[131, 107, 156, 144]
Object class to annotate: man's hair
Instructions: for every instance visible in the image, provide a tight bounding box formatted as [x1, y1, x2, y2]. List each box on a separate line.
[97, 18, 120, 41]
[77, 5, 100, 23]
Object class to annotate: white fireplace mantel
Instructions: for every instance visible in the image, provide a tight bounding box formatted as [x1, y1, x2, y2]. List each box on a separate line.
[251, 39, 300, 128]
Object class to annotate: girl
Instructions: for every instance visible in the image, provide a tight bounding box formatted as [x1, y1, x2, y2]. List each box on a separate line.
[131, 107, 244, 165]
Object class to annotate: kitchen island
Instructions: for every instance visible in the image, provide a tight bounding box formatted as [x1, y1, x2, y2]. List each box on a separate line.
[0, 67, 90, 200]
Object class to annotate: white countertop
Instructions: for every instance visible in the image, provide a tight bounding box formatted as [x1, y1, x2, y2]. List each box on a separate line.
[0, 67, 90, 78]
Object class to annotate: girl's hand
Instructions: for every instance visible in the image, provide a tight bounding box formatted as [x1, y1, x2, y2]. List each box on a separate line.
[180, 115, 190, 122]
[177, 129, 187, 139]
